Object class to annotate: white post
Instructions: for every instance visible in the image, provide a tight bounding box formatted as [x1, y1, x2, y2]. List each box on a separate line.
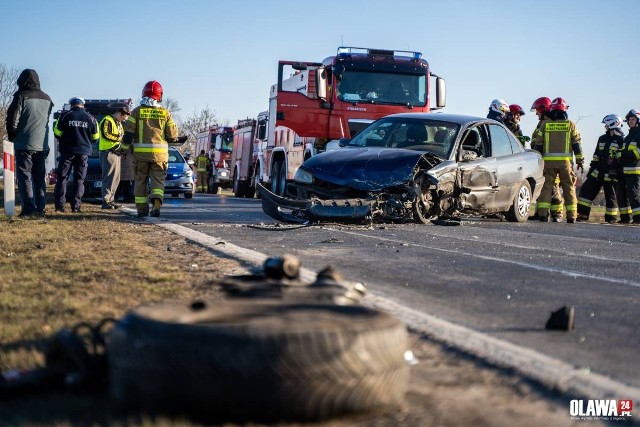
[3, 140, 15, 217]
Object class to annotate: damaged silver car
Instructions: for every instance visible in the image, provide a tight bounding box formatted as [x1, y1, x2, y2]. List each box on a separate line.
[259, 113, 544, 225]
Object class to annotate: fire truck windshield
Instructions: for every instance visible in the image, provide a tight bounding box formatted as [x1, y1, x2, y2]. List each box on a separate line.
[215, 133, 234, 153]
[336, 71, 426, 106]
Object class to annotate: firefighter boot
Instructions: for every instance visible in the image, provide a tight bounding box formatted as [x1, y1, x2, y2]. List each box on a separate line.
[150, 199, 162, 218]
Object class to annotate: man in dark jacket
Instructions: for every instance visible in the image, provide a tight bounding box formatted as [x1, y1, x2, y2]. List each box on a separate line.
[5, 69, 54, 217]
[53, 97, 99, 212]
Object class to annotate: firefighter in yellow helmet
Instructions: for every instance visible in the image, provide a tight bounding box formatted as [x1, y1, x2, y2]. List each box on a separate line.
[531, 97, 584, 223]
[195, 149, 211, 193]
[120, 81, 180, 218]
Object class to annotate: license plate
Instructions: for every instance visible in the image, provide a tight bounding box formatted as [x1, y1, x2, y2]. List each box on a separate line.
[164, 182, 175, 187]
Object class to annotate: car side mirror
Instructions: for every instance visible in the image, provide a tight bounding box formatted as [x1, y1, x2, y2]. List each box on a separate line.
[338, 138, 350, 147]
[461, 150, 478, 161]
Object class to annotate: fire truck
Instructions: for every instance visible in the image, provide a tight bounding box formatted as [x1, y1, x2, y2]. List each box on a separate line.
[254, 46, 446, 196]
[195, 126, 234, 193]
[230, 112, 268, 198]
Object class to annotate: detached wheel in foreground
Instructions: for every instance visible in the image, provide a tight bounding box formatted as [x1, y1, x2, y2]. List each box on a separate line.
[505, 180, 531, 222]
[109, 299, 410, 422]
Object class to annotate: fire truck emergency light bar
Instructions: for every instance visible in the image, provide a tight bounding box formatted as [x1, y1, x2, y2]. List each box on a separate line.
[337, 46, 423, 60]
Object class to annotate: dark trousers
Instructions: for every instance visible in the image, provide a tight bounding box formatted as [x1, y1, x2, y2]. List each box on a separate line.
[54, 153, 88, 210]
[15, 149, 49, 214]
[577, 173, 618, 221]
[616, 174, 640, 223]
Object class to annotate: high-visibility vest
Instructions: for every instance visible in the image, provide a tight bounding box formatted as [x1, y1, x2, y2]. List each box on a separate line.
[98, 115, 123, 151]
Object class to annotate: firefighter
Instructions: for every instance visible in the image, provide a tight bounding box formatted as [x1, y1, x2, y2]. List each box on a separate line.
[531, 97, 584, 223]
[487, 99, 509, 123]
[504, 104, 530, 147]
[120, 81, 180, 218]
[615, 109, 640, 224]
[530, 96, 563, 221]
[195, 149, 211, 193]
[576, 115, 624, 223]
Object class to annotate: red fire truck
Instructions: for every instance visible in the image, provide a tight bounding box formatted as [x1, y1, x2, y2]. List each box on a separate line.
[253, 46, 446, 196]
[230, 111, 268, 198]
[195, 126, 234, 193]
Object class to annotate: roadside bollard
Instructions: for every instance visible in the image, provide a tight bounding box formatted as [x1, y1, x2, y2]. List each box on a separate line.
[3, 140, 15, 217]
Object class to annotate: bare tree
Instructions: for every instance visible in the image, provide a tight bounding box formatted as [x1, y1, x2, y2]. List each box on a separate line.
[162, 96, 181, 115]
[0, 64, 21, 147]
[177, 106, 219, 154]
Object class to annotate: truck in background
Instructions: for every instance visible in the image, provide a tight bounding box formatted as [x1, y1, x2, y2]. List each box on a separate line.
[254, 46, 446, 197]
[53, 98, 132, 197]
[195, 126, 234, 194]
[230, 111, 268, 198]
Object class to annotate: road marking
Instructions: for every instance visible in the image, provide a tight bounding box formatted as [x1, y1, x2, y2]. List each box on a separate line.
[132, 216, 640, 403]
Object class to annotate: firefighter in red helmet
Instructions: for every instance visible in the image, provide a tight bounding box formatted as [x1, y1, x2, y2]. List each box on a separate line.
[504, 104, 530, 146]
[120, 80, 180, 217]
[530, 96, 563, 221]
[531, 97, 584, 223]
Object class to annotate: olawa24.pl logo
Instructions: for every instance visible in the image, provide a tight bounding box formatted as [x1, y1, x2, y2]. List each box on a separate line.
[570, 399, 633, 420]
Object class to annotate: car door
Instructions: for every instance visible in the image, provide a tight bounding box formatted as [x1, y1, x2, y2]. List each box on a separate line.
[456, 124, 499, 210]
[488, 123, 525, 208]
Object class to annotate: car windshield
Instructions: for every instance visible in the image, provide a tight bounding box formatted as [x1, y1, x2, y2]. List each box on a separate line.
[346, 117, 460, 159]
[336, 71, 426, 106]
[168, 149, 185, 163]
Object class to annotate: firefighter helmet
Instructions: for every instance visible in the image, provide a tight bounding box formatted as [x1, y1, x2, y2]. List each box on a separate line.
[624, 109, 640, 123]
[530, 97, 551, 114]
[490, 99, 509, 114]
[602, 114, 623, 130]
[509, 104, 525, 116]
[142, 80, 163, 102]
[549, 97, 569, 112]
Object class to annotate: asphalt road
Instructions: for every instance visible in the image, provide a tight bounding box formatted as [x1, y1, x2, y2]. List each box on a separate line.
[151, 192, 640, 392]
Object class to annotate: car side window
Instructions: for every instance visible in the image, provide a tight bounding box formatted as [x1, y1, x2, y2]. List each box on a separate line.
[488, 124, 513, 157]
[460, 126, 486, 159]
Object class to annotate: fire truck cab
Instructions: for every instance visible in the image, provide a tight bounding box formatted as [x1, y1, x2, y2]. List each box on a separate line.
[255, 46, 446, 196]
[195, 126, 234, 194]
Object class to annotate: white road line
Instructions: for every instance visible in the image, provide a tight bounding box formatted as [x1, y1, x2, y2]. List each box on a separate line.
[137, 216, 640, 403]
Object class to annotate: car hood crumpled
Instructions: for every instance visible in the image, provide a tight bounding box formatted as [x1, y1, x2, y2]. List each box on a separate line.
[301, 147, 427, 191]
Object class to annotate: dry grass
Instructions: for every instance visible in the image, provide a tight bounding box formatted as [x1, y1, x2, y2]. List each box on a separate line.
[0, 184, 241, 425]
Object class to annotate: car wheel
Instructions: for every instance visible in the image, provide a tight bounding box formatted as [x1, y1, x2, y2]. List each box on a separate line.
[109, 298, 409, 422]
[412, 172, 436, 225]
[505, 180, 531, 223]
[232, 168, 245, 198]
[184, 192, 193, 199]
[253, 168, 261, 199]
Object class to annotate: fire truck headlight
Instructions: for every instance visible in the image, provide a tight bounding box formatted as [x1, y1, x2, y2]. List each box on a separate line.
[294, 169, 314, 184]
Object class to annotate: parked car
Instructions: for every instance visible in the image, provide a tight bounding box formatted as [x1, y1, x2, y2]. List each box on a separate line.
[164, 147, 194, 198]
[259, 113, 544, 224]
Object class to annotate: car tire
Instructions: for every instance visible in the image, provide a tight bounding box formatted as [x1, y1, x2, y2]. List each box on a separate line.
[412, 171, 436, 225]
[109, 299, 410, 422]
[184, 192, 193, 199]
[271, 161, 282, 195]
[505, 180, 531, 223]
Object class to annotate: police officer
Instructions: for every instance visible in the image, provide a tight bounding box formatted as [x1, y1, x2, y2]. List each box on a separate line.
[487, 99, 509, 123]
[120, 81, 181, 218]
[195, 149, 211, 193]
[576, 115, 624, 223]
[99, 106, 131, 209]
[615, 109, 640, 224]
[504, 104, 530, 147]
[530, 96, 564, 221]
[53, 97, 99, 213]
[531, 97, 584, 223]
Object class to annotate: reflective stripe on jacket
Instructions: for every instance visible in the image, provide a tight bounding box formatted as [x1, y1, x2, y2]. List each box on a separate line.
[98, 115, 123, 151]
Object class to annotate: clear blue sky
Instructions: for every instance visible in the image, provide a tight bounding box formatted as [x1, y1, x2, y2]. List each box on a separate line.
[2, 0, 638, 166]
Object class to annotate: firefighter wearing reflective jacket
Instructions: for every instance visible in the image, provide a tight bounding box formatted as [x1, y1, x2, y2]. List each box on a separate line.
[531, 97, 584, 223]
[530, 96, 564, 220]
[120, 81, 179, 218]
[576, 115, 624, 223]
[195, 150, 211, 193]
[615, 109, 640, 224]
